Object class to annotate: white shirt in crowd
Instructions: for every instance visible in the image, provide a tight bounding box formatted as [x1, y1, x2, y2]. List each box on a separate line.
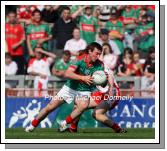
[96, 39, 121, 55]
[27, 57, 53, 76]
[27, 57, 53, 97]
[64, 38, 87, 55]
[103, 54, 118, 70]
[5, 61, 18, 75]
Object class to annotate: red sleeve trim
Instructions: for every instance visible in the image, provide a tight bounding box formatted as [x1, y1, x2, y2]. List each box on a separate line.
[69, 65, 77, 70]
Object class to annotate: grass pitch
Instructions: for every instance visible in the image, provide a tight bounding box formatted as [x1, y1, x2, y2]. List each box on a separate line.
[5, 128, 155, 139]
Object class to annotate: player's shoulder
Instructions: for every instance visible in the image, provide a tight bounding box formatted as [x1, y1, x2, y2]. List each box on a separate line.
[95, 59, 104, 67]
[28, 57, 36, 66]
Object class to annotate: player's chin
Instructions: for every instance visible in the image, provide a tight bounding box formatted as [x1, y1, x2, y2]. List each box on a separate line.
[92, 58, 98, 62]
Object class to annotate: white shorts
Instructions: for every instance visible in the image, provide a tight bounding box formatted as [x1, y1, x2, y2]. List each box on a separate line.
[57, 85, 91, 104]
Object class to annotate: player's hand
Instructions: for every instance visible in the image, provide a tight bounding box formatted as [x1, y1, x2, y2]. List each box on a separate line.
[81, 75, 93, 85]
[37, 39, 45, 45]
[12, 44, 18, 50]
[40, 73, 47, 79]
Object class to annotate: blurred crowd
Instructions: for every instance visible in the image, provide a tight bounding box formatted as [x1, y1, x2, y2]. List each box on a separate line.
[5, 5, 155, 95]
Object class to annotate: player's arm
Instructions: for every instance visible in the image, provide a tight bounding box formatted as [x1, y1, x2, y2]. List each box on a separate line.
[27, 35, 35, 57]
[36, 48, 56, 59]
[64, 66, 93, 85]
[107, 72, 114, 96]
[52, 68, 66, 77]
[71, 6, 85, 19]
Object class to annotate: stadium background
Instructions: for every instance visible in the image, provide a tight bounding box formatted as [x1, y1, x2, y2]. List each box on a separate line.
[5, 5, 155, 138]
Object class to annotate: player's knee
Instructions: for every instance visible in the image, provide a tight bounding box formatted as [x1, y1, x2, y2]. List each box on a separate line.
[79, 101, 89, 111]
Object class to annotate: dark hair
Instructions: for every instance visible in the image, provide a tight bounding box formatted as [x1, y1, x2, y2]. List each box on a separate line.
[63, 50, 71, 56]
[7, 10, 16, 16]
[87, 42, 103, 53]
[5, 52, 12, 59]
[149, 47, 155, 54]
[102, 43, 113, 55]
[73, 27, 80, 31]
[124, 47, 133, 56]
[62, 6, 71, 12]
[32, 9, 42, 16]
[78, 42, 102, 56]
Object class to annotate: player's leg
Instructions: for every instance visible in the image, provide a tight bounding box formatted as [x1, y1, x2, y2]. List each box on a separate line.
[60, 91, 104, 132]
[59, 94, 91, 132]
[92, 100, 126, 133]
[25, 97, 65, 132]
[25, 85, 74, 132]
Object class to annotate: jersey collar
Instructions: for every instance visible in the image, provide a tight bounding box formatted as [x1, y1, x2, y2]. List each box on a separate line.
[84, 54, 93, 68]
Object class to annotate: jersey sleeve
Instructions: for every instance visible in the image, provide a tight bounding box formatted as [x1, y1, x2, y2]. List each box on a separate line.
[68, 60, 81, 70]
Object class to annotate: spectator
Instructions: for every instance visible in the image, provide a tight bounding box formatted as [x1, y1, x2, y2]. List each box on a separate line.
[42, 5, 60, 52]
[121, 5, 137, 50]
[72, 5, 98, 44]
[42, 5, 59, 24]
[117, 47, 133, 76]
[96, 28, 121, 56]
[5, 11, 26, 74]
[105, 7, 124, 55]
[27, 47, 56, 97]
[132, 51, 143, 76]
[141, 47, 155, 96]
[5, 53, 18, 75]
[64, 27, 87, 60]
[52, 6, 76, 49]
[134, 14, 155, 53]
[26, 9, 52, 57]
[98, 5, 111, 27]
[17, 5, 37, 25]
[5, 53, 18, 88]
[100, 43, 118, 71]
[52, 51, 71, 77]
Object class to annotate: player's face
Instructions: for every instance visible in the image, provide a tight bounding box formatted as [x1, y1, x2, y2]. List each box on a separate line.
[8, 13, 16, 24]
[133, 53, 140, 62]
[62, 10, 71, 20]
[150, 52, 155, 59]
[85, 8, 92, 16]
[33, 12, 41, 23]
[73, 29, 80, 40]
[101, 34, 109, 41]
[5, 57, 12, 65]
[35, 51, 43, 59]
[89, 48, 102, 62]
[63, 55, 71, 63]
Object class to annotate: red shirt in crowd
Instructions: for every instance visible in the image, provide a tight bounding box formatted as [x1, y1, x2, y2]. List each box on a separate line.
[17, 5, 37, 19]
[127, 63, 143, 76]
[5, 23, 25, 56]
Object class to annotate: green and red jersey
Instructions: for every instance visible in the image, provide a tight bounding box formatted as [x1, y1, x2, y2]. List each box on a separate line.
[135, 22, 155, 52]
[79, 15, 98, 44]
[26, 23, 51, 51]
[121, 8, 137, 33]
[105, 20, 124, 54]
[65, 54, 104, 91]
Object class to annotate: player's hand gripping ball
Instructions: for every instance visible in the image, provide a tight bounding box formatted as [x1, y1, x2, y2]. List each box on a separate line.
[92, 70, 107, 86]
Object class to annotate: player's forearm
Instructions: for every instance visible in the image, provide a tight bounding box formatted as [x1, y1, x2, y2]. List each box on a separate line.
[13, 39, 25, 48]
[27, 37, 35, 57]
[64, 70, 83, 81]
[28, 71, 41, 76]
[71, 6, 84, 19]
[40, 49, 56, 59]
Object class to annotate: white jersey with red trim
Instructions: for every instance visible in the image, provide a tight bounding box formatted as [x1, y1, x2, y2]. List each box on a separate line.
[96, 67, 120, 97]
